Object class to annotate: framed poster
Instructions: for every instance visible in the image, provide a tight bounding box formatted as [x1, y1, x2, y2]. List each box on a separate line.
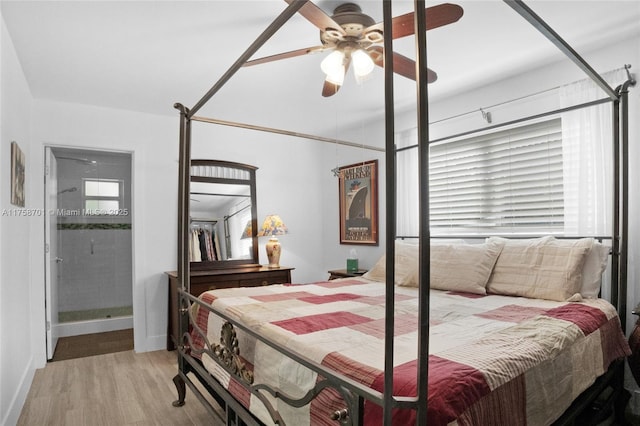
[11, 141, 25, 207]
[338, 160, 378, 245]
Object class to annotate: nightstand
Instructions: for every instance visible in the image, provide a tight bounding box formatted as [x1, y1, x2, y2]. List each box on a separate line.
[328, 268, 368, 280]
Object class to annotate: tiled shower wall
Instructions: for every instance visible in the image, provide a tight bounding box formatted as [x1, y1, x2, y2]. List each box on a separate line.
[54, 148, 132, 314]
[57, 226, 132, 312]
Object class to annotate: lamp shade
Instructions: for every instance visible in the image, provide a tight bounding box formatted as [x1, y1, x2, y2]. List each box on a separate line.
[320, 50, 346, 86]
[257, 215, 288, 268]
[352, 49, 375, 79]
[257, 215, 289, 237]
[240, 220, 253, 239]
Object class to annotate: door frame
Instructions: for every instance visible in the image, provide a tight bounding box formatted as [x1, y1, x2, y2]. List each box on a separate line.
[44, 147, 59, 359]
[43, 145, 135, 356]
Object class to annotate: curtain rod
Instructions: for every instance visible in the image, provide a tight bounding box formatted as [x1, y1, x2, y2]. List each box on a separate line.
[396, 96, 612, 153]
[191, 115, 385, 152]
[429, 65, 630, 126]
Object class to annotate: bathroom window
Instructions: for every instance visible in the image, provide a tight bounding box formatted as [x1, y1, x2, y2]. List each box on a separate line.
[83, 178, 125, 215]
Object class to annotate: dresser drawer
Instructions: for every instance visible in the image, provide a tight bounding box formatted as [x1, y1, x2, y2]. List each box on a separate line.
[191, 280, 240, 296]
[239, 271, 290, 287]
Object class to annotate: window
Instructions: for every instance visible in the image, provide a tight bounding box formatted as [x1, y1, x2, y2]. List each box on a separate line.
[83, 179, 124, 215]
[429, 119, 563, 234]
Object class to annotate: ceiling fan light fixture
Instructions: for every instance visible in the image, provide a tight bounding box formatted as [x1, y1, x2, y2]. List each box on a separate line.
[321, 50, 346, 85]
[324, 69, 345, 86]
[352, 48, 375, 81]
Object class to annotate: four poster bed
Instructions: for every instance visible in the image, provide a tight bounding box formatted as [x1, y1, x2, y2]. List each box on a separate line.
[171, 1, 636, 425]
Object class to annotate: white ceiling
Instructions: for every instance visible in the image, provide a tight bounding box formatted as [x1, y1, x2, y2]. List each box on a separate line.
[2, 1, 639, 137]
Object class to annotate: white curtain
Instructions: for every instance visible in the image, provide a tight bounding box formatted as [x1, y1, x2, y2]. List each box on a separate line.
[396, 128, 419, 237]
[560, 68, 626, 236]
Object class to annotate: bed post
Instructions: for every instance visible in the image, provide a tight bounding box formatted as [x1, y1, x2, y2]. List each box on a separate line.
[382, 1, 396, 425]
[170, 0, 307, 410]
[413, 0, 431, 425]
[172, 102, 191, 407]
[612, 94, 621, 323]
[617, 76, 635, 332]
[505, 0, 628, 329]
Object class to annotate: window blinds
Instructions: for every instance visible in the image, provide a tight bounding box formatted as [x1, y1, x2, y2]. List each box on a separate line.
[428, 119, 563, 234]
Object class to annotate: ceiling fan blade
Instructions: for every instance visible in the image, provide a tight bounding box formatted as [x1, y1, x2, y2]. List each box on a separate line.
[427, 66, 438, 84]
[369, 46, 437, 83]
[244, 45, 328, 67]
[284, 0, 346, 35]
[322, 80, 341, 97]
[365, 3, 463, 40]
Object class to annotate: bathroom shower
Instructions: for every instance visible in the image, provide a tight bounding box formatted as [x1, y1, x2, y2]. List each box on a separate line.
[46, 147, 133, 342]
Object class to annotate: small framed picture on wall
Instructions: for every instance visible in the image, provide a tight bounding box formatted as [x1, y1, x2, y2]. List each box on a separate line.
[11, 141, 25, 207]
[338, 160, 378, 245]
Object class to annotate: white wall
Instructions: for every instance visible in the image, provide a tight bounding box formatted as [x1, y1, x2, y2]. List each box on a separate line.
[29, 100, 178, 356]
[189, 121, 326, 283]
[0, 12, 36, 426]
[25, 99, 332, 352]
[0, 30, 334, 425]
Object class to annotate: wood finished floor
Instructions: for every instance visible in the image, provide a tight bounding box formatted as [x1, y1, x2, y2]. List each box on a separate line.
[52, 329, 134, 361]
[20, 349, 640, 425]
[18, 350, 225, 426]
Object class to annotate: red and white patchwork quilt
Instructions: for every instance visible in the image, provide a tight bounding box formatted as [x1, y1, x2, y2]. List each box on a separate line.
[190, 278, 630, 426]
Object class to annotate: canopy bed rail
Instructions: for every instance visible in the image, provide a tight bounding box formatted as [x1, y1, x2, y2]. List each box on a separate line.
[173, 0, 634, 424]
[190, 115, 385, 153]
[172, 289, 430, 425]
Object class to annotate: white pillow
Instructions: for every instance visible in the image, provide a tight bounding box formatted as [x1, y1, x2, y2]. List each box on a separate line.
[419, 240, 504, 294]
[580, 241, 610, 298]
[362, 241, 419, 286]
[362, 240, 465, 286]
[486, 236, 593, 301]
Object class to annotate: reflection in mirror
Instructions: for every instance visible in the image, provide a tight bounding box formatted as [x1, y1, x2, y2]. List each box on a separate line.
[190, 160, 258, 269]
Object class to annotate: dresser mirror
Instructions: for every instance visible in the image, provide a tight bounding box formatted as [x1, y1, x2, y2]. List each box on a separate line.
[189, 160, 259, 270]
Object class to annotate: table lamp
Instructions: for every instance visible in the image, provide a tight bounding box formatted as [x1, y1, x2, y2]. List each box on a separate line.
[257, 214, 289, 268]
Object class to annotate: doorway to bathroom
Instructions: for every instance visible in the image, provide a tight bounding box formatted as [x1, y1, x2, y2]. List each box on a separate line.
[44, 146, 133, 360]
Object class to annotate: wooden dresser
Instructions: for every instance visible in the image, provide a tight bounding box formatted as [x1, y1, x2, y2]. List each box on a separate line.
[166, 266, 294, 350]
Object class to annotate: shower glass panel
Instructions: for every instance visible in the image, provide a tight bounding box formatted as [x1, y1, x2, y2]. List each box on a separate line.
[53, 148, 133, 326]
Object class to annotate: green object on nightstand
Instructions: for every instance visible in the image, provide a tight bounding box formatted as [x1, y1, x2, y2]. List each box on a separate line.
[347, 248, 358, 272]
[346, 258, 359, 272]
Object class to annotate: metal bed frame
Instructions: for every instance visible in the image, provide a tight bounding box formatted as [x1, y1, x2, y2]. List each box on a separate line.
[171, 1, 635, 424]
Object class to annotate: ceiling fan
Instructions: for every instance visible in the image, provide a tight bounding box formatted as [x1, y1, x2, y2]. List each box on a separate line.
[243, 1, 463, 97]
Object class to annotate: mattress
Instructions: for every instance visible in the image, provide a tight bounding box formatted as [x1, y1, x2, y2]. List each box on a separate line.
[188, 277, 630, 426]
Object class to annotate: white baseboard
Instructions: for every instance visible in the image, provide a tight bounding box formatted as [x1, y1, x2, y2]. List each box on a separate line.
[143, 334, 168, 353]
[1, 355, 35, 426]
[56, 316, 133, 338]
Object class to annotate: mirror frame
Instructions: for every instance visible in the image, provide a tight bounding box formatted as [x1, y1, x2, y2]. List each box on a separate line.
[190, 159, 259, 270]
